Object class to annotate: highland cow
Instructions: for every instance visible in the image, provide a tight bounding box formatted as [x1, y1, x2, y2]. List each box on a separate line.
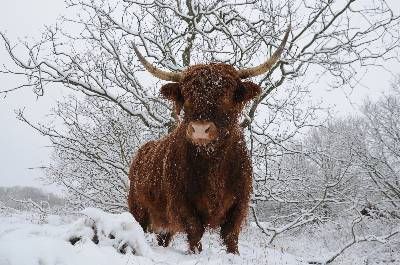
[128, 26, 290, 254]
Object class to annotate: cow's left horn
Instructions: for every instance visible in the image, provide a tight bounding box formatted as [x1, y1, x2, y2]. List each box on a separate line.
[132, 44, 182, 82]
[238, 25, 291, 79]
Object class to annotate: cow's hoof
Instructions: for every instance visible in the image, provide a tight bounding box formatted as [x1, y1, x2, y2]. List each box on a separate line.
[226, 248, 239, 255]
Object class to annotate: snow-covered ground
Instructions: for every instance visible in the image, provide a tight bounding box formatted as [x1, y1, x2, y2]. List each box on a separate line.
[0, 209, 305, 265]
[0, 209, 398, 265]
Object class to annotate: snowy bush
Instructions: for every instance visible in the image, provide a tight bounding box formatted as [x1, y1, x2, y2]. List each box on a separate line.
[66, 208, 152, 256]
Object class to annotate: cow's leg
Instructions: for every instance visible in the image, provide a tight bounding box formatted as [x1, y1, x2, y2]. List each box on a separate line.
[182, 214, 204, 253]
[220, 203, 246, 254]
[156, 232, 174, 247]
[130, 204, 149, 232]
[186, 224, 204, 253]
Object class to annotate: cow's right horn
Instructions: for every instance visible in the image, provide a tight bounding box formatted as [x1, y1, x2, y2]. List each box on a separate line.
[133, 44, 182, 82]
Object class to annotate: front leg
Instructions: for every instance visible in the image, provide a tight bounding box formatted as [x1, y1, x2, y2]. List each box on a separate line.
[220, 201, 247, 254]
[156, 232, 174, 247]
[220, 145, 252, 254]
[183, 213, 205, 253]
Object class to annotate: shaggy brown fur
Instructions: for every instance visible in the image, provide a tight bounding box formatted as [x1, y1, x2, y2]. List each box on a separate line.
[128, 64, 261, 254]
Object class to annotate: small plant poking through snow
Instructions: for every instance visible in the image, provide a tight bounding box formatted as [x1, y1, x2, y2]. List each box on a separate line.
[66, 208, 152, 257]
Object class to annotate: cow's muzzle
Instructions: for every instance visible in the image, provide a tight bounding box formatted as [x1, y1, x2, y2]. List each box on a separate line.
[186, 121, 218, 145]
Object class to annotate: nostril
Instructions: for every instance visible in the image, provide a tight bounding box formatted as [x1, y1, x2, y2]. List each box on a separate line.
[204, 125, 211, 133]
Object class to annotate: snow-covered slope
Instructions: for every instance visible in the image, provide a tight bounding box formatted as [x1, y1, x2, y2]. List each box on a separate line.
[0, 209, 306, 265]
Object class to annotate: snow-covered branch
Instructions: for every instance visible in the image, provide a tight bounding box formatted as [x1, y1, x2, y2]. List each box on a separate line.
[305, 217, 400, 264]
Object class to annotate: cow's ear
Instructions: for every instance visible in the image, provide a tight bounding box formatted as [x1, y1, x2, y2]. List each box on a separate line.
[160, 82, 183, 115]
[235, 81, 261, 103]
[160, 83, 182, 101]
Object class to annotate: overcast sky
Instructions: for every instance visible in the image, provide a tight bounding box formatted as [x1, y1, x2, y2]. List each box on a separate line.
[0, 0, 66, 193]
[1, 0, 400, 193]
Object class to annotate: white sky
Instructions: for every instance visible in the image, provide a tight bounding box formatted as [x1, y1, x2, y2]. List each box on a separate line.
[0, 0, 66, 193]
[0, 0, 399, 193]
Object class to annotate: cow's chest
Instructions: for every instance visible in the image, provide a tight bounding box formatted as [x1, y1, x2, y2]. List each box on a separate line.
[189, 164, 236, 227]
[194, 190, 235, 228]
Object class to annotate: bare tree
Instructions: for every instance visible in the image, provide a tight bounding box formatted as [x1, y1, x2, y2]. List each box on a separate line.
[17, 95, 159, 212]
[251, 116, 367, 243]
[251, 115, 400, 264]
[358, 76, 400, 212]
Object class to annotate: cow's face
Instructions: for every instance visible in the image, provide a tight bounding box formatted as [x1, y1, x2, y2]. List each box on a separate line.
[161, 64, 261, 146]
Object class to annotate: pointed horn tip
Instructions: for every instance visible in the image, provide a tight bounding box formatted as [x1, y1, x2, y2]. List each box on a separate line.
[131, 43, 141, 55]
[282, 24, 291, 43]
[238, 24, 291, 79]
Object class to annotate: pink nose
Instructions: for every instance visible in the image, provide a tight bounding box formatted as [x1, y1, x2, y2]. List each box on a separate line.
[186, 121, 217, 145]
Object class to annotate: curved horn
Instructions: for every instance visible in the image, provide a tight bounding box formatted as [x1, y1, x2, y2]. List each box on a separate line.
[132, 44, 182, 82]
[238, 25, 291, 79]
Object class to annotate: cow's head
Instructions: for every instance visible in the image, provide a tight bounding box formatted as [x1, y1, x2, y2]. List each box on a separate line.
[133, 26, 290, 147]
